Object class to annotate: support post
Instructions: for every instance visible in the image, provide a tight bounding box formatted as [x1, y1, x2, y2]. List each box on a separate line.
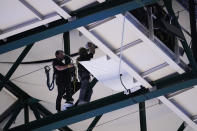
[24, 104, 29, 124]
[30, 104, 41, 120]
[0, 44, 33, 91]
[63, 31, 72, 93]
[189, 0, 197, 62]
[63, 32, 70, 62]
[147, 7, 154, 40]
[139, 102, 147, 131]
[178, 122, 186, 131]
[87, 115, 102, 131]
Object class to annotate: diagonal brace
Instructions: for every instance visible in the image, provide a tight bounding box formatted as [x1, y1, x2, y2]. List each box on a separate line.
[0, 44, 34, 91]
[87, 115, 102, 131]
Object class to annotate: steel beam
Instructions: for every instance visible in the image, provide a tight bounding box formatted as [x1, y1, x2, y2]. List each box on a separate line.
[35, 103, 73, 131]
[0, 44, 33, 91]
[139, 102, 147, 131]
[19, 0, 43, 20]
[8, 72, 197, 131]
[59, 0, 71, 7]
[166, 87, 194, 99]
[0, 73, 30, 99]
[163, 0, 197, 72]
[177, 122, 186, 131]
[24, 104, 29, 124]
[141, 62, 169, 78]
[3, 100, 24, 130]
[30, 104, 41, 120]
[0, 100, 21, 123]
[86, 16, 116, 31]
[147, 7, 154, 40]
[114, 39, 143, 54]
[189, 0, 197, 62]
[0, 0, 158, 54]
[192, 115, 197, 122]
[87, 115, 102, 131]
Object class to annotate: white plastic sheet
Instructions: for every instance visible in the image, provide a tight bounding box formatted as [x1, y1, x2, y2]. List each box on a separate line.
[80, 56, 141, 91]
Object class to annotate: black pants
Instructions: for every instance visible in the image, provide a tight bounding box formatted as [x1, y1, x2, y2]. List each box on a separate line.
[79, 71, 93, 102]
[56, 81, 72, 111]
[79, 78, 93, 102]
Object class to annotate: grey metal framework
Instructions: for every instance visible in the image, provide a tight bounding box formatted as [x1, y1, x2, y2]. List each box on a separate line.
[0, 0, 196, 131]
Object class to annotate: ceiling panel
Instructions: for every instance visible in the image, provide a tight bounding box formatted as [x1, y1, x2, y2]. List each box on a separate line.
[0, 0, 37, 30]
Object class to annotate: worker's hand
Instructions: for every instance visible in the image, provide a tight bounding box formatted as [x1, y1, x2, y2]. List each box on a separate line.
[67, 64, 74, 68]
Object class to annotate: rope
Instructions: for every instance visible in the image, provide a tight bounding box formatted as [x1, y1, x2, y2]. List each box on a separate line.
[118, 14, 128, 91]
[44, 66, 55, 91]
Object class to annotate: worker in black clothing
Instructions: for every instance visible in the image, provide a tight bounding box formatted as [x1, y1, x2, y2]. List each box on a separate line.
[53, 50, 74, 111]
[77, 42, 95, 105]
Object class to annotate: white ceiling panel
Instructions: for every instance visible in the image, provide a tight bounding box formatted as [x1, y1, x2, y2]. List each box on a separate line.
[0, 0, 38, 30]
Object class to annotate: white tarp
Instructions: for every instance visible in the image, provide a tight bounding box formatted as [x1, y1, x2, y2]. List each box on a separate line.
[80, 56, 141, 91]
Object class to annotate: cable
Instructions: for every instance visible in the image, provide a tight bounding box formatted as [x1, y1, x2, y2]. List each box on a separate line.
[83, 102, 159, 131]
[10, 65, 51, 80]
[44, 66, 55, 91]
[118, 14, 128, 91]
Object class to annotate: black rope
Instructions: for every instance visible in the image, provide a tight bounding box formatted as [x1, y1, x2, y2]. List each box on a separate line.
[44, 66, 55, 91]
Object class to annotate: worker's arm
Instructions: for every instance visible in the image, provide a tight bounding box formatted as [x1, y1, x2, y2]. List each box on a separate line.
[55, 64, 73, 71]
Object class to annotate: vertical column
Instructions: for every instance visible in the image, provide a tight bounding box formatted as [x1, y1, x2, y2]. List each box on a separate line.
[189, 0, 197, 62]
[139, 102, 147, 131]
[147, 7, 154, 40]
[24, 104, 29, 124]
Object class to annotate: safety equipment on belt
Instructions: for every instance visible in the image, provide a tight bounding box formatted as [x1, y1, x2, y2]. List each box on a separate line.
[44, 66, 55, 91]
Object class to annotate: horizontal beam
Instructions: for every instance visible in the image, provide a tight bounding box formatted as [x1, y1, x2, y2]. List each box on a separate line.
[9, 72, 197, 131]
[166, 87, 194, 99]
[0, 0, 157, 54]
[35, 103, 73, 131]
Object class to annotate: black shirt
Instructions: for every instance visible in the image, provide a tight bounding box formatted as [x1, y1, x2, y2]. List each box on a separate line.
[77, 53, 93, 78]
[52, 58, 69, 81]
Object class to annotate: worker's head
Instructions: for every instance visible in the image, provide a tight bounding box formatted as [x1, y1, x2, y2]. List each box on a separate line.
[79, 47, 87, 57]
[87, 42, 93, 48]
[55, 50, 65, 60]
